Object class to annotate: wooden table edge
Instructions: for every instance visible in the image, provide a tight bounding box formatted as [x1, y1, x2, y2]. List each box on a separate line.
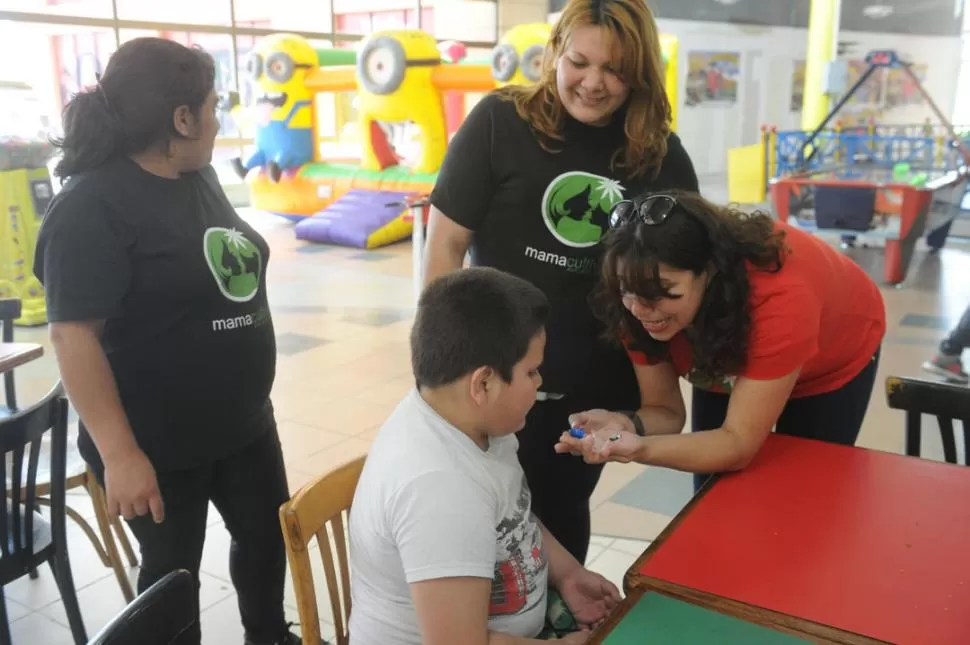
[622, 473, 721, 595]
[585, 584, 886, 645]
[0, 343, 43, 373]
[626, 576, 890, 645]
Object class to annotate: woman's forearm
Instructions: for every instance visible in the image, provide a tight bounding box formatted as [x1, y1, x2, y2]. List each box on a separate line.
[634, 427, 752, 473]
[634, 405, 685, 436]
[50, 322, 140, 466]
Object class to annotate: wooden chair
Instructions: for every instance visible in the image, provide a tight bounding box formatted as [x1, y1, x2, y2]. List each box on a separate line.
[279, 456, 366, 645]
[0, 300, 137, 597]
[35, 457, 138, 601]
[12, 420, 139, 599]
[885, 375, 970, 465]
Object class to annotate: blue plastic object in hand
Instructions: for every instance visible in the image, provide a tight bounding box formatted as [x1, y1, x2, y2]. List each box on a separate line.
[568, 427, 587, 439]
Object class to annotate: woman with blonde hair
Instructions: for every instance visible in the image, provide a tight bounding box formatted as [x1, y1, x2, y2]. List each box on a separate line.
[425, 0, 699, 563]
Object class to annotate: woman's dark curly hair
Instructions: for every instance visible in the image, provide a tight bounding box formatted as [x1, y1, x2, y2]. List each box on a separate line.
[592, 190, 788, 382]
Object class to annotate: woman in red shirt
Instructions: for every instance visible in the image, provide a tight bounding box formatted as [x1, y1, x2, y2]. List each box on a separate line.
[555, 191, 885, 487]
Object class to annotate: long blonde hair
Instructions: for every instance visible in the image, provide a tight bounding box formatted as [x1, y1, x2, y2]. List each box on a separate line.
[498, 0, 671, 177]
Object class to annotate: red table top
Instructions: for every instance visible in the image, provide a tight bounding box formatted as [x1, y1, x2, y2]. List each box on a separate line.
[639, 434, 970, 645]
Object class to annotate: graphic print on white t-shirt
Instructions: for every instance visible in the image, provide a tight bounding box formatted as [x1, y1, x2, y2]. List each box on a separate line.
[490, 476, 546, 617]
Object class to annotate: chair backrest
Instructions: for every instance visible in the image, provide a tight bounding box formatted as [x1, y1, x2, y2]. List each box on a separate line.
[0, 382, 67, 582]
[885, 375, 970, 464]
[279, 455, 366, 645]
[87, 569, 197, 645]
[0, 298, 22, 410]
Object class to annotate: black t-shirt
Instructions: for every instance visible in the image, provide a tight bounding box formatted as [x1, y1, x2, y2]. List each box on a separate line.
[34, 158, 276, 473]
[430, 93, 699, 409]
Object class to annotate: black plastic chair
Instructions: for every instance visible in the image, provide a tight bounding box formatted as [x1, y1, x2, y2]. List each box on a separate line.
[0, 383, 87, 644]
[87, 569, 196, 645]
[0, 298, 22, 414]
[885, 375, 970, 465]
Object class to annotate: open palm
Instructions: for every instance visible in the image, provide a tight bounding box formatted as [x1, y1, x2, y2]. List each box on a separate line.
[558, 568, 621, 627]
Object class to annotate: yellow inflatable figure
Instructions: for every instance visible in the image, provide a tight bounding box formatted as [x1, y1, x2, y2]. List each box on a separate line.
[230, 33, 317, 183]
[356, 31, 448, 175]
[491, 23, 553, 87]
[0, 168, 51, 326]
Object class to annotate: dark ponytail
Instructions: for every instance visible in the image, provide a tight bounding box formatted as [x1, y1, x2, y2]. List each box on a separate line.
[51, 37, 216, 180]
[52, 89, 123, 179]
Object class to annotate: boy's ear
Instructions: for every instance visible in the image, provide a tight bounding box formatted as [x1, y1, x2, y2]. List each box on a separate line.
[469, 366, 494, 405]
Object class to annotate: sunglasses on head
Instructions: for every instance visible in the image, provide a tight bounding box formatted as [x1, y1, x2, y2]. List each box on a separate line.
[609, 194, 678, 229]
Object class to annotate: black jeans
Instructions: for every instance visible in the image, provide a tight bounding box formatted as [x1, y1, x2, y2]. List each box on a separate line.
[691, 348, 881, 491]
[97, 427, 290, 644]
[517, 398, 604, 564]
[941, 305, 970, 356]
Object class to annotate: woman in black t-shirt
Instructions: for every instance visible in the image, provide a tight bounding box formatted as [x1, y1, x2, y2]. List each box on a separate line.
[424, 0, 699, 562]
[34, 39, 302, 645]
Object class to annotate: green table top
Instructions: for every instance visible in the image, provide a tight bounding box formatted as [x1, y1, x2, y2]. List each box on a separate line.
[602, 593, 810, 644]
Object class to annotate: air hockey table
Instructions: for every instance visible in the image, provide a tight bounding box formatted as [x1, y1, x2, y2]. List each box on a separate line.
[769, 164, 967, 284]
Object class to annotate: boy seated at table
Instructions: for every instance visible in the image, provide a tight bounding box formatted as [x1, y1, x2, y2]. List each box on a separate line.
[348, 267, 621, 645]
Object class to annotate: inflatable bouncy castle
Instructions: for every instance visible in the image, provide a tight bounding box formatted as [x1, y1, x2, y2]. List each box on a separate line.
[230, 28, 681, 249]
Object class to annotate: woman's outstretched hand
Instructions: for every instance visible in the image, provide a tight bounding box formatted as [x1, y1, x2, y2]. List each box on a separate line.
[554, 409, 644, 465]
[567, 409, 632, 437]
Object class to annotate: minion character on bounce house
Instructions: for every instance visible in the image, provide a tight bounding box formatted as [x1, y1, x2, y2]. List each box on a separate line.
[230, 33, 319, 183]
[354, 30, 452, 175]
[230, 26, 679, 250]
[490, 22, 553, 87]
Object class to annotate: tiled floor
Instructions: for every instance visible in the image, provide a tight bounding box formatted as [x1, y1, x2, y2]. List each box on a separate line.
[6, 177, 970, 643]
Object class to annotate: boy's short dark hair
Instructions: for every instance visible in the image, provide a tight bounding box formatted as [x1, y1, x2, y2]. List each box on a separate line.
[411, 267, 549, 388]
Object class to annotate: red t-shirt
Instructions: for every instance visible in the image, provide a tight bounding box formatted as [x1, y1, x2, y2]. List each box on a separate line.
[626, 223, 885, 398]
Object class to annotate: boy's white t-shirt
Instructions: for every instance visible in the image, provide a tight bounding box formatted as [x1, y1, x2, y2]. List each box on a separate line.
[348, 389, 549, 645]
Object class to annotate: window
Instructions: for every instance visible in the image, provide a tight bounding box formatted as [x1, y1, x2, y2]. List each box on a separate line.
[0, 0, 113, 18]
[427, 1, 496, 42]
[0, 0, 500, 188]
[114, 0, 233, 26]
[332, 0, 421, 36]
[234, 0, 333, 34]
[0, 21, 116, 137]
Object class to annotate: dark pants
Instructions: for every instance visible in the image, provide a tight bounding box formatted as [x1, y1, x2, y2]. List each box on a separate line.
[100, 428, 290, 645]
[941, 305, 970, 356]
[691, 349, 881, 491]
[926, 217, 954, 251]
[517, 398, 604, 564]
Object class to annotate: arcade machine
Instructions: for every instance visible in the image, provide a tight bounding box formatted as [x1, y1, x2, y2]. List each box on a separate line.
[769, 50, 970, 284]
